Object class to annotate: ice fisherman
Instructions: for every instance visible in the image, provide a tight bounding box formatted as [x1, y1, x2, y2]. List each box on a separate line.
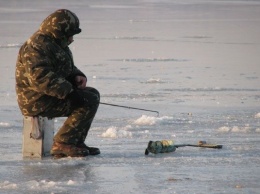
[15, 9, 100, 157]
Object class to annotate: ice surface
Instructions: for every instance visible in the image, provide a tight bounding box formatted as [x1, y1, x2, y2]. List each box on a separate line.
[0, 0, 260, 193]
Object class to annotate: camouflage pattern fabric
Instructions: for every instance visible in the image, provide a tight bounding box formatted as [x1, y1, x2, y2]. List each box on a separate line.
[15, 9, 100, 145]
[40, 9, 81, 47]
[40, 87, 100, 145]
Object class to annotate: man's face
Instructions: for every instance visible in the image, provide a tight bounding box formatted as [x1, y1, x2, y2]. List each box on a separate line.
[68, 36, 74, 44]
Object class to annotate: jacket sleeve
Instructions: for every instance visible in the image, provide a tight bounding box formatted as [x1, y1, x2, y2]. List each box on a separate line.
[73, 66, 86, 78]
[65, 47, 87, 85]
[24, 47, 73, 99]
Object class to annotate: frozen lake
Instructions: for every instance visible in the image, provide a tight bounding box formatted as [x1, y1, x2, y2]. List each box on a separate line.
[0, 0, 259, 193]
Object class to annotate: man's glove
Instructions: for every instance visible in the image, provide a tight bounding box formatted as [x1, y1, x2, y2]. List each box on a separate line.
[66, 74, 86, 88]
[67, 89, 100, 108]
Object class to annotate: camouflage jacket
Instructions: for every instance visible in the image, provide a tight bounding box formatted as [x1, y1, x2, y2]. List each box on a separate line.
[15, 9, 84, 116]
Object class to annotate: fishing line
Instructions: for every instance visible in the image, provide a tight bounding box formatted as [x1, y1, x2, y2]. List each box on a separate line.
[100, 102, 159, 116]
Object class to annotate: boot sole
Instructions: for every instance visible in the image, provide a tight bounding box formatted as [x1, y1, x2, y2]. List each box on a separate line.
[51, 150, 89, 158]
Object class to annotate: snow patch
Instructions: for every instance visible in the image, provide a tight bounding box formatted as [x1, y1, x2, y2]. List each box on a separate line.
[231, 126, 249, 133]
[0, 181, 17, 189]
[217, 125, 254, 133]
[217, 126, 230, 132]
[146, 78, 162, 83]
[0, 122, 10, 127]
[133, 115, 173, 126]
[0, 43, 22, 48]
[255, 128, 260, 132]
[67, 180, 76, 185]
[44, 180, 56, 187]
[101, 126, 132, 138]
[254, 113, 260, 118]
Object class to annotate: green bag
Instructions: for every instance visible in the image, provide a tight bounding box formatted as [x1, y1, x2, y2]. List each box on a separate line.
[145, 140, 176, 155]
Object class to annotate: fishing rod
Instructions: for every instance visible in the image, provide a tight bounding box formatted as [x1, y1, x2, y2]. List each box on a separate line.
[145, 140, 223, 155]
[174, 143, 223, 149]
[100, 102, 159, 116]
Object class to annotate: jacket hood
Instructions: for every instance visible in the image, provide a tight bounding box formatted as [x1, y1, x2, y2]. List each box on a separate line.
[39, 9, 81, 40]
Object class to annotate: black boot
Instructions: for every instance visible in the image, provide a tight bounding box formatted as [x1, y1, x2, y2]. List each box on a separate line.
[77, 143, 100, 155]
[51, 142, 89, 158]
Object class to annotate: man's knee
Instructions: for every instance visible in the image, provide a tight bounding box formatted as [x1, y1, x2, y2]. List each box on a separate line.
[88, 87, 100, 98]
[84, 87, 100, 102]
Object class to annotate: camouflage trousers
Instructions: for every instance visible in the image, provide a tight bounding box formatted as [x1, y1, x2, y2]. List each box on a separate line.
[39, 87, 100, 145]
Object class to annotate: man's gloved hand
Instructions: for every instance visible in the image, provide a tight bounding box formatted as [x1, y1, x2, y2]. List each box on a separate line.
[75, 75, 87, 89]
[66, 74, 87, 89]
[67, 89, 100, 108]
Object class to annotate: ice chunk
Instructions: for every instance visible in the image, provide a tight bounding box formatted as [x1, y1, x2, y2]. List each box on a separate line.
[67, 180, 75, 185]
[101, 126, 132, 138]
[133, 115, 173, 126]
[134, 115, 156, 125]
[254, 113, 260, 118]
[217, 126, 230, 132]
[0, 181, 17, 189]
[0, 122, 10, 127]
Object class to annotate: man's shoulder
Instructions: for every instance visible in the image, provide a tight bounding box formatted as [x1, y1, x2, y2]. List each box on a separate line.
[29, 32, 53, 45]
[24, 31, 61, 53]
